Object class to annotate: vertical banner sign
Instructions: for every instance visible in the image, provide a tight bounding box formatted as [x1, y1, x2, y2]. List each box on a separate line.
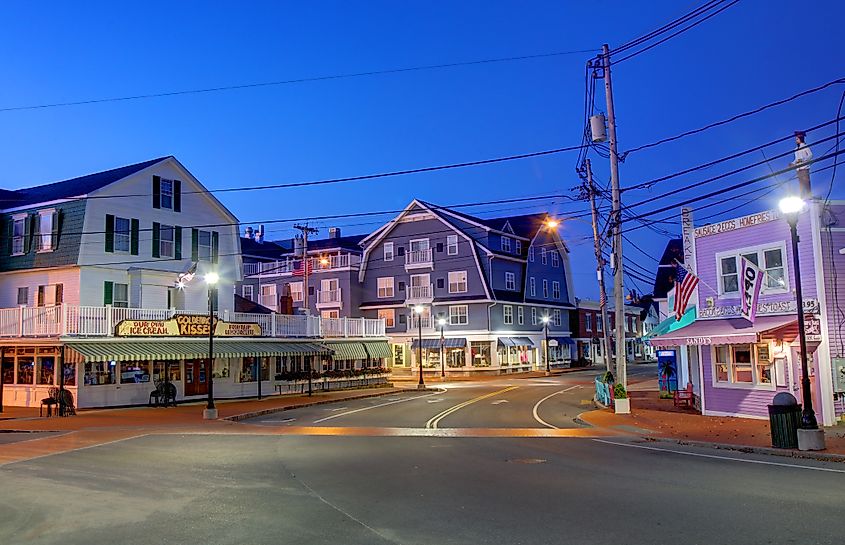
[740, 257, 764, 323]
[681, 208, 698, 310]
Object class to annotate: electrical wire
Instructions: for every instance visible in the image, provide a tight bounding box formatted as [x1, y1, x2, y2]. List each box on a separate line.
[610, 0, 725, 55]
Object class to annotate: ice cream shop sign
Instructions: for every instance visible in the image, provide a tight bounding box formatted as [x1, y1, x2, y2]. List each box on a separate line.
[116, 314, 262, 337]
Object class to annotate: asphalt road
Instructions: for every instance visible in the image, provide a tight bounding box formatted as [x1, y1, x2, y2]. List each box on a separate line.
[3, 364, 845, 545]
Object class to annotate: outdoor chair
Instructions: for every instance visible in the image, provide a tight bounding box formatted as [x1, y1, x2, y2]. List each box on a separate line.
[673, 383, 694, 409]
[150, 380, 177, 407]
[41, 386, 60, 417]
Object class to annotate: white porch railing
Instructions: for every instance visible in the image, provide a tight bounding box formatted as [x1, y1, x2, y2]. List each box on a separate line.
[243, 253, 360, 278]
[0, 305, 385, 339]
[406, 284, 433, 303]
[405, 248, 433, 268]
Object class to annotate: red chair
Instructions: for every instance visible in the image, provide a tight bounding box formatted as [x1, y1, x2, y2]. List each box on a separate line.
[673, 383, 694, 408]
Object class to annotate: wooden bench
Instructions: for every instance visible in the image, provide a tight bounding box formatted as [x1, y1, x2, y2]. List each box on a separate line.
[673, 383, 694, 409]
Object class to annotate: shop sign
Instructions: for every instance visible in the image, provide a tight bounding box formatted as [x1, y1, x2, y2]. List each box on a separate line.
[698, 298, 819, 319]
[116, 314, 262, 337]
[685, 336, 712, 345]
[805, 316, 822, 342]
[694, 209, 781, 239]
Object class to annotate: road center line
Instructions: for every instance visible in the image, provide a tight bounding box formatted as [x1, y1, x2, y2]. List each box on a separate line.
[313, 389, 444, 424]
[591, 438, 845, 473]
[425, 386, 519, 429]
[531, 385, 580, 429]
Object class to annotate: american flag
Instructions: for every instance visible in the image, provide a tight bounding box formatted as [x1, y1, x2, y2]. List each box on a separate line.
[673, 262, 699, 320]
[292, 259, 312, 277]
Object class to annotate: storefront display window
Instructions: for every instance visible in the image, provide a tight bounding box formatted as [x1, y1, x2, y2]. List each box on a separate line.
[470, 342, 491, 367]
[84, 361, 115, 385]
[421, 348, 439, 368]
[62, 361, 76, 386]
[240, 357, 258, 382]
[2, 355, 14, 384]
[37, 357, 55, 385]
[713, 344, 773, 387]
[120, 361, 151, 383]
[153, 361, 181, 382]
[17, 357, 34, 384]
[446, 347, 466, 367]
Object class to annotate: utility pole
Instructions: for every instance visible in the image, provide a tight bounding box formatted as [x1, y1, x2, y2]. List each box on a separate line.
[583, 159, 613, 372]
[293, 224, 318, 316]
[601, 43, 626, 388]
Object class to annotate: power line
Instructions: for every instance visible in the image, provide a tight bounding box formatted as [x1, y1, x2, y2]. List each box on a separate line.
[0, 49, 599, 114]
[621, 76, 845, 157]
[613, 0, 740, 64]
[610, 0, 725, 55]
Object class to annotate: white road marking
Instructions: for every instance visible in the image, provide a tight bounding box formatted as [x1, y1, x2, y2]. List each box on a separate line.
[591, 438, 845, 473]
[313, 390, 444, 424]
[491, 400, 509, 405]
[426, 386, 519, 429]
[259, 417, 297, 423]
[532, 385, 581, 429]
[327, 407, 349, 412]
[427, 398, 445, 403]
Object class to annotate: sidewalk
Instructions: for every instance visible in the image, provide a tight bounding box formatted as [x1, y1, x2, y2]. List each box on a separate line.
[581, 389, 845, 457]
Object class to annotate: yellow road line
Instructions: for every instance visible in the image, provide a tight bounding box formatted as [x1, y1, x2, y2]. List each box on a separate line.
[425, 386, 519, 429]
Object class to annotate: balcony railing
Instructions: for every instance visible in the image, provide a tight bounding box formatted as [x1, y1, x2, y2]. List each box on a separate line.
[407, 316, 435, 332]
[243, 253, 359, 278]
[405, 248, 433, 269]
[0, 305, 385, 339]
[316, 288, 342, 308]
[405, 284, 434, 304]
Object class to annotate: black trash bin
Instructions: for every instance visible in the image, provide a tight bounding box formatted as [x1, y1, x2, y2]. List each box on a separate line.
[768, 392, 801, 449]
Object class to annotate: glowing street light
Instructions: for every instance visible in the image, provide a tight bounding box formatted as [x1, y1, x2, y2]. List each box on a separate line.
[545, 218, 560, 229]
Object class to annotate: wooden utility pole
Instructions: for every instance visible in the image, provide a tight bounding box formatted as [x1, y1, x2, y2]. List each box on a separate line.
[584, 159, 613, 372]
[601, 43, 627, 388]
[293, 224, 318, 316]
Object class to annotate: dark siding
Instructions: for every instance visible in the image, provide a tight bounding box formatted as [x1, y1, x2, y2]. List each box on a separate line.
[0, 200, 86, 271]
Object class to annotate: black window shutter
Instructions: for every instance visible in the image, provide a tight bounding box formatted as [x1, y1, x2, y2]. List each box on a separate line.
[174, 226, 182, 260]
[152, 176, 161, 209]
[437, 278, 444, 289]
[31, 215, 40, 252]
[211, 231, 219, 263]
[398, 281, 405, 291]
[173, 179, 182, 212]
[397, 246, 405, 256]
[24, 215, 34, 253]
[55, 284, 63, 304]
[152, 222, 161, 258]
[52, 210, 62, 249]
[105, 214, 115, 253]
[398, 314, 407, 324]
[2, 217, 9, 255]
[130, 219, 140, 255]
[191, 229, 199, 261]
[308, 286, 314, 296]
[436, 242, 443, 253]
[103, 281, 114, 305]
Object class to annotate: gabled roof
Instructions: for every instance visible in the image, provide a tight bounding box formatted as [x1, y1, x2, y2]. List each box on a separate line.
[240, 237, 288, 259]
[478, 213, 550, 239]
[1, 157, 171, 209]
[653, 239, 684, 299]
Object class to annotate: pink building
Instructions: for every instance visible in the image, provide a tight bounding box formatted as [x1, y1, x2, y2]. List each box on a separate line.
[650, 201, 845, 426]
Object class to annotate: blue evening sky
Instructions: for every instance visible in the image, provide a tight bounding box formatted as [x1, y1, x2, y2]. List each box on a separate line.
[1, 1, 843, 298]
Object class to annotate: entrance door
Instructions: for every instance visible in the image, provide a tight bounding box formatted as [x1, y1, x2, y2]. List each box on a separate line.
[184, 359, 209, 396]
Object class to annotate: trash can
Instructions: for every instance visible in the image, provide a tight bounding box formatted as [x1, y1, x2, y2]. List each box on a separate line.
[768, 392, 801, 449]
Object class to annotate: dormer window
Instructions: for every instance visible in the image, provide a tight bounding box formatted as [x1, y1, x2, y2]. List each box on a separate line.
[501, 236, 512, 253]
[11, 215, 26, 256]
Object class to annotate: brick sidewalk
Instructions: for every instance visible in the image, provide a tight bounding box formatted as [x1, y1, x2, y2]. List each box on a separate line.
[581, 390, 845, 455]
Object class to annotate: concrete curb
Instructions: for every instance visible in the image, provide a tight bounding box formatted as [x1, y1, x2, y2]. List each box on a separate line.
[223, 385, 416, 422]
[641, 435, 845, 464]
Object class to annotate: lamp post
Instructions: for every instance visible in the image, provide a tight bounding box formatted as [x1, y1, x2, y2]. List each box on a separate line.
[414, 305, 426, 389]
[203, 271, 219, 419]
[541, 315, 551, 376]
[779, 196, 825, 449]
[437, 317, 447, 379]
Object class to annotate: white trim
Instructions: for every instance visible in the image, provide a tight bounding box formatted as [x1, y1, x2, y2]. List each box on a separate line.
[432, 206, 530, 240]
[714, 241, 790, 299]
[488, 253, 527, 263]
[709, 343, 776, 391]
[448, 270, 468, 294]
[376, 276, 395, 299]
[383, 241, 394, 262]
[448, 304, 469, 325]
[810, 201, 836, 426]
[2, 198, 80, 214]
[702, 408, 767, 420]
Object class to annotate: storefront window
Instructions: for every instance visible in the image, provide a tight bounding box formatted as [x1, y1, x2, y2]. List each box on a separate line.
[470, 342, 491, 367]
[446, 347, 466, 368]
[84, 361, 115, 385]
[37, 357, 55, 385]
[756, 344, 772, 384]
[120, 361, 151, 383]
[2, 355, 15, 384]
[713, 344, 772, 386]
[153, 361, 181, 382]
[392, 345, 405, 367]
[62, 361, 76, 386]
[421, 348, 439, 368]
[17, 358, 34, 384]
[732, 346, 753, 383]
[240, 357, 259, 382]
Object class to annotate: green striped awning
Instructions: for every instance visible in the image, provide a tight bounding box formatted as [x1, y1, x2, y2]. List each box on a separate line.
[362, 341, 391, 359]
[323, 341, 368, 361]
[64, 340, 330, 363]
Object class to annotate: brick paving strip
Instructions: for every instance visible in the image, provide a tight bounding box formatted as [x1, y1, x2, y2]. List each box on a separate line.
[0, 386, 405, 465]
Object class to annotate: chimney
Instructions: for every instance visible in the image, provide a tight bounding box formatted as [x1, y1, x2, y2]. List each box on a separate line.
[255, 225, 265, 244]
[294, 235, 304, 257]
[245, 226, 254, 238]
[328, 227, 341, 239]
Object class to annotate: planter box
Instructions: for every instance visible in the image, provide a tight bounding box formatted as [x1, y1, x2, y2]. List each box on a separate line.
[614, 398, 630, 414]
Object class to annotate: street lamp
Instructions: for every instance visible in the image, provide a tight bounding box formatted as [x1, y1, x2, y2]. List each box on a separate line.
[544, 218, 560, 229]
[203, 271, 219, 419]
[778, 196, 825, 449]
[541, 315, 551, 376]
[437, 317, 447, 378]
[414, 304, 426, 389]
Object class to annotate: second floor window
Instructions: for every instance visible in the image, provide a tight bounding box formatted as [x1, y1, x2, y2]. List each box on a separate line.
[551, 252, 559, 267]
[17, 287, 28, 305]
[260, 284, 277, 309]
[597, 316, 603, 331]
[159, 225, 175, 258]
[531, 307, 537, 325]
[541, 248, 548, 264]
[503, 305, 513, 325]
[114, 217, 131, 252]
[553, 309, 562, 327]
[543, 280, 549, 298]
[517, 306, 524, 325]
[160, 178, 174, 209]
[12, 216, 26, 255]
[197, 230, 212, 261]
[104, 281, 126, 308]
[384, 242, 394, 262]
[505, 272, 516, 291]
[718, 245, 787, 295]
[242, 285, 254, 301]
[449, 305, 468, 325]
[449, 271, 467, 293]
[585, 314, 593, 332]
[378, 309, 395, 328]
[289, 282, 304, 302]
[552, 281, 560, 299]
[529, 277, 536, 297]
[377, 277, 394, 298]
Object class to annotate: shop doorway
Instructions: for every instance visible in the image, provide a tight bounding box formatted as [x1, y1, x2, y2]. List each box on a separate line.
[184, 359, 209, 396]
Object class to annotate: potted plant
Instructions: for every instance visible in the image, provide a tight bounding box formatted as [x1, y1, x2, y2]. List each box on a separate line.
[613, 383, 630, 414]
